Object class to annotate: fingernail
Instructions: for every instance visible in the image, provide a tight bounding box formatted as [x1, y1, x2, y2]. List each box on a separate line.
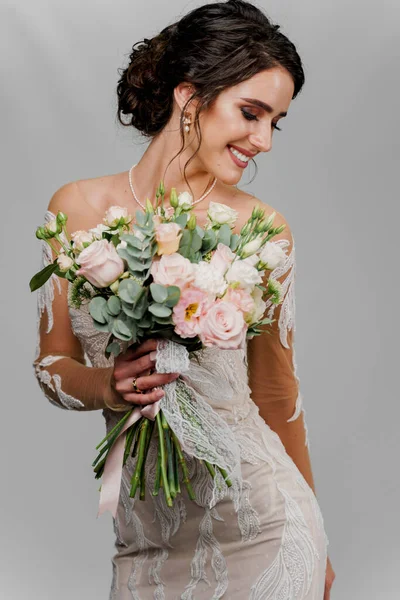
[150, 351, 157, 360]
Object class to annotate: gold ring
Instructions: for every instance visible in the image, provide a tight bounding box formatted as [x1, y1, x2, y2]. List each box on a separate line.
[131, 377, 144, 394]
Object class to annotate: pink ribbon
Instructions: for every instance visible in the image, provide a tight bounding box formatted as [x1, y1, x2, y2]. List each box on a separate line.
[97, 399, 162, 519]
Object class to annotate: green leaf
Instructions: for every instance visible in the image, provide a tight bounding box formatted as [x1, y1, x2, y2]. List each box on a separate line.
[106, 342, 121, 357]
[112, 318, 133, 341]
[89, 297, 107, 323]
[195, 225, 205, 239]
[217, 223, 231, 246]
[127, 256, 152, 272]
[150, 283, 168, 303]
[201, 229, 217, 252]
[92, 320, 110, 332]
[107, 296, 121, 316]
[29, 262, 58, 292]
[121, 300, 136, 317]
[148, 303, 172, 317]
[118, 279, 141, 303]
[229, 233, 240, 251]
[131, 292, 148, 319]
[174, 214, 188, 228]
[165, 285, 180, 308]
[153, 315, 173, 325]
[135, 210, 146, 226]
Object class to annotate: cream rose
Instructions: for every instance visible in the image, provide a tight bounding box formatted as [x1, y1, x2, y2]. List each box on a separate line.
[103, 205, 132, 228]
[207, 201, 238, 226]
[198, 300, 247, 349]
[249, 286, 267, 323]
[76, 239, 125, 288]
[150, 252, 195, 289]
[177, 191, 193, 210]
[70, 229, 94, 252]
[259, 241, 287, 270]
[88, 223, 111, 239]
[155, 222, 182, 255]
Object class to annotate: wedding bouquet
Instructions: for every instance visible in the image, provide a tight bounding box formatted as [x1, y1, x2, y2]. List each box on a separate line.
[30, 181, 288, 517]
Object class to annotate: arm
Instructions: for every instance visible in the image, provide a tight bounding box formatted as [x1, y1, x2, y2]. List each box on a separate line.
[247, 214, 317, 494]
[32, 182, 130, 412]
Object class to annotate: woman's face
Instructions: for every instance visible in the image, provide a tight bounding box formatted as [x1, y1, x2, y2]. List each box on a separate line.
[186, 67, 295, 185]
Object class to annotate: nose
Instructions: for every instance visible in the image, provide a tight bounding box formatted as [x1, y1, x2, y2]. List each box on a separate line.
[249, 125, 273, 153]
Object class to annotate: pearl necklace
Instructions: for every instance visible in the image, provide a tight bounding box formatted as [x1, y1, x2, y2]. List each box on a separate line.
[128, 163, 217, 210]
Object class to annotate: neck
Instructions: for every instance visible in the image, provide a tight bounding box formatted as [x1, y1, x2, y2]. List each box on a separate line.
[131, 131, 215, 204]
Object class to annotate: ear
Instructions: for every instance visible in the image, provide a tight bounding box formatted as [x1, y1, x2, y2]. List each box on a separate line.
[173, 82, 197, 112]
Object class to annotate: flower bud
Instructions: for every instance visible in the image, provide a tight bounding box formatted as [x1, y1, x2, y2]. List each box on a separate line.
[241, 235, 263, 258]
[170, 188, 178, 208]
[145, 198, 154, 214]
[57, 253, 74, 272]
[35, 226, 47, 240]
[56, 211, 68, 226]
[44, 218, 62, 237]
[187, 213, 196, 230]
[109, 279, 119, 294]
[264, 211, 277, 230]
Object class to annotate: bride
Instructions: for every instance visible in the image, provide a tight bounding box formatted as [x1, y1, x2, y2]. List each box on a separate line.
[33, 1, 335, 598]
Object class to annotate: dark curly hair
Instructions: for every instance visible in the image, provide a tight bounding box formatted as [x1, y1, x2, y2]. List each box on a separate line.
[116, 0, 305, 188]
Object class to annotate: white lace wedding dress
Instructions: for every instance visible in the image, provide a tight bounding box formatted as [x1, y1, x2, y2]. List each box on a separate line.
[33, 207, 329, 599]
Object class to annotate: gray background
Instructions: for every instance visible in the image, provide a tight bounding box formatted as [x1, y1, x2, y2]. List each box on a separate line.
[1, 0, 399, 598]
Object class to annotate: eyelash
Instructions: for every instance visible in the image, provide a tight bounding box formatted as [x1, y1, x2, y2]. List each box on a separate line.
[241, 109, 282, 131]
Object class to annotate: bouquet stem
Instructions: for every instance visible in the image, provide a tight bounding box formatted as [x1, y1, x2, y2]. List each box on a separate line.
[171, 430, 196, 501]
[156, 412, 173, 506]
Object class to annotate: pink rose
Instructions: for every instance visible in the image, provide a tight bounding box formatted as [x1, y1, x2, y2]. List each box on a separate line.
[209, 242, 235, 275]
[150, 253, 195, 289]
[223, 287, 255, 316]
[76, 239, 124, 288]
[155, 222, 182, 255]
[172, 287, 211, 338]
[198, 300, 247, 349]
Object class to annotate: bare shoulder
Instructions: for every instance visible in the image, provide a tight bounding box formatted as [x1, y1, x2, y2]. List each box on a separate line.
[223, 186, 294, 248]
[47, 172, 126, 231]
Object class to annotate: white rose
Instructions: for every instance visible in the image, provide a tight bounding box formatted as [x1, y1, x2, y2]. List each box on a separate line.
[259, 241, 287, 270]
[75, 239, 125, 288]
[241, 235, 263, 258]
[193, 261, 228, 296]
[177, 191, 193, 210]
[57, 254, 74, 272]
[89, 223, 111, 239]
[70, 229, 94, 252]
[207, 201, 238, 226]
[225, 259, 262, 291]
[242, 253, 260, 268]
[103, 205, 132, 228]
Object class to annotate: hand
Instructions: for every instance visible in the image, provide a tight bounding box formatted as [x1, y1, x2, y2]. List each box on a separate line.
[324, 555, 336, 599]
[107, 338, 180, 410]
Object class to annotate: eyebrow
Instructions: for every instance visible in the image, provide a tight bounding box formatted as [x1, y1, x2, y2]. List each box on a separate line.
[239, 97, 287, 117]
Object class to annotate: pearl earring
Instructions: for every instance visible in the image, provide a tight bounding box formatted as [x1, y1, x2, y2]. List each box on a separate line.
[182, 110, 192, 134]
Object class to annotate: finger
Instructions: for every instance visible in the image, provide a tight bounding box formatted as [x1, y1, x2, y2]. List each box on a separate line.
[114, 351, 157, 380]
[115, 372, 180, 395]
[119, 339, 160, 362]
[122, 388, 165, 405]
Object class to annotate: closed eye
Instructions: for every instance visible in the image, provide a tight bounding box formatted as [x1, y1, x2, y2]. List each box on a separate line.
[241, 108, 282, 131]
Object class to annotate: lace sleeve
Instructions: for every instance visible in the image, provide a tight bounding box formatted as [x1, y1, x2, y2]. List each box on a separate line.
[32, 186, 129, 412]
[247, 221, 310, 448]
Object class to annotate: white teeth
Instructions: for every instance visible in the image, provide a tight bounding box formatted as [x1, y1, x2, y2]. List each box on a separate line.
[228, 146, 250, 162]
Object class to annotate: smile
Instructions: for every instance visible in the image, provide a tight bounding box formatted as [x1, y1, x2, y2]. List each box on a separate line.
[227, 145, 250, 168]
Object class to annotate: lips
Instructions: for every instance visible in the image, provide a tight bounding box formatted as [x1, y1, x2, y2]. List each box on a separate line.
[228, 144, 257, 158]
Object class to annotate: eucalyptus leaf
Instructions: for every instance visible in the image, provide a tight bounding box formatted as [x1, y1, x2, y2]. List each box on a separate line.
[201, 229, 217, 252]
[118, 279, 141, 303]
[217, 223, 231, 246]
[195, 225, 205, 239]
[174, 214, 188, 228]
[148, 303, 172, 317]
[127, 256, 152, 272]
[89, 296, 107, 323]
[121, 301, 136, 317]
[135, 210, 146, 226]
[106, 341, 121, 357]
[107, 295, 121, 316]
[92, 320, 110, 332]
[165, 285, 180, 308]
[229, 233, 240, 251]
[150, 283, 168, 303]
